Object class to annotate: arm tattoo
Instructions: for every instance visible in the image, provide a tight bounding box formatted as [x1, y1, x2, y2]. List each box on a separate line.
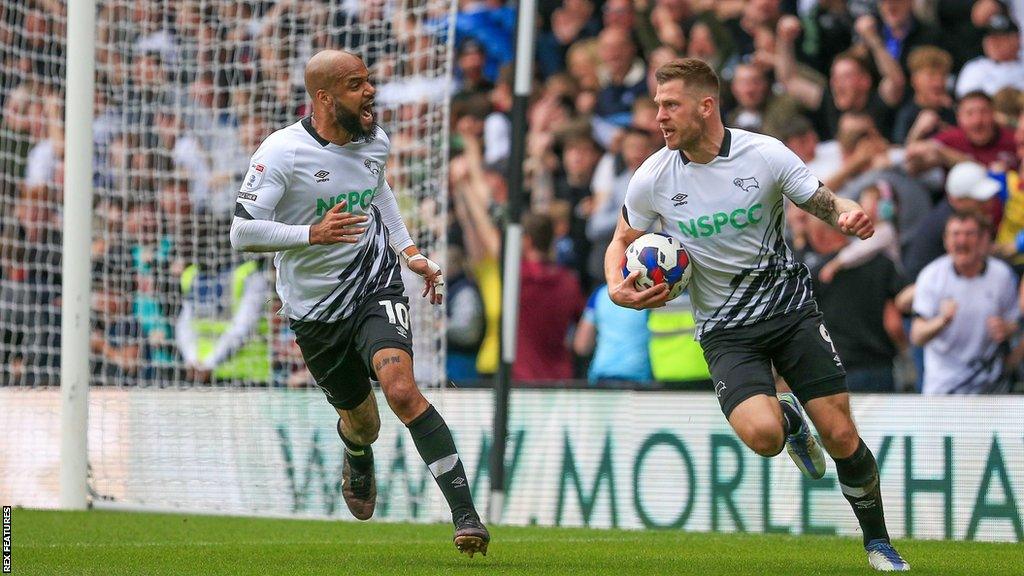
[798, 185, 841, 226]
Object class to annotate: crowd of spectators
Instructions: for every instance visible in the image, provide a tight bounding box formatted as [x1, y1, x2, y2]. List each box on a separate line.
[1, 0, 452, 387]
[2, 0, 1024, 395]
[447, 0, 1024, 394]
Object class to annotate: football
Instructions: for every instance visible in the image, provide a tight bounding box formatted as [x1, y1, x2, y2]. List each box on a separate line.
[622, 232, 692, 300]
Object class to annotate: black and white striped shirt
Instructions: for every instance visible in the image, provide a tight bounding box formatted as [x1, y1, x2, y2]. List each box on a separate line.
[234, 118, 410, 322]
[623, 128, 819, 339]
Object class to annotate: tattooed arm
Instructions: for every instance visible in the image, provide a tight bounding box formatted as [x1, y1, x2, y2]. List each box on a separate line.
[796, 184, 875, 239]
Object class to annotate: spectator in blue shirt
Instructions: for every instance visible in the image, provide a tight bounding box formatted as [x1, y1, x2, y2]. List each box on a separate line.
[455, 1, 516, 82]
[573, 284, 652, 385]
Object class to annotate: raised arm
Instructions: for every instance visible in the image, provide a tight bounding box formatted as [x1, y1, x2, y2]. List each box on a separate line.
[854, 15, 906, 107]
[458, 142, 502, 260]
[796, 184, 875, 239]
[774, 16, 825, 111]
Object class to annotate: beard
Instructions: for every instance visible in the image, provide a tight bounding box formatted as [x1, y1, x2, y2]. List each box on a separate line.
[677, 131, 699, 150]
[676, 124, 702, 150]
[333, 99, 374, 141]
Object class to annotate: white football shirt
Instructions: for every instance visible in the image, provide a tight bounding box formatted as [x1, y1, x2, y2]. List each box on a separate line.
[912, 256, 1018, 394]
[623, 128, 820, 339]
[235, 117, 407, 322]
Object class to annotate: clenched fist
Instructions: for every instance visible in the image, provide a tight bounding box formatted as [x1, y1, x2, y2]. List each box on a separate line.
[837, 210, 874, 239]
[776, 16, 802, 44]
[854, 15, 880, 43]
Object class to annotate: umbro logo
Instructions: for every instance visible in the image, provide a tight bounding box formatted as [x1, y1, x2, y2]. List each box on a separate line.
[451, 476, 466, 488]
[314, 170, 330, 183]
[733, 177, 759, 192]
[672, 193, 688, 206]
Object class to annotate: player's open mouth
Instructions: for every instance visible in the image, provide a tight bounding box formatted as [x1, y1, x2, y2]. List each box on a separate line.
[661, 127, 675, 137]
[361, 101, 374, 122]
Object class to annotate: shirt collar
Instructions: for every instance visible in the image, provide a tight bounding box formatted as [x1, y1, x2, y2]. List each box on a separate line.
[302, 115, 379, 146]
[680, 128, 732, 165]
[301, 116, 330, 147]
[952, 256, 988, 277]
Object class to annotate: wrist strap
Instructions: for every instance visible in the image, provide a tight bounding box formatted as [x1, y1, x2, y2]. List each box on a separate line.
[403, 252, 425, 265]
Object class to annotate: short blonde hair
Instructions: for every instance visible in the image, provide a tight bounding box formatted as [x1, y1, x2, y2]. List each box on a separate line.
[566, 39, 600, 69]
[655, 58, 720, 97]
[992, 86, 1022, 118]
[832, 49, 872, 76]
[907, 46, 953, 75]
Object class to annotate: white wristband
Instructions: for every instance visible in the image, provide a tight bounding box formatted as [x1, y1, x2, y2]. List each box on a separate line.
[403, 252, 445, 298]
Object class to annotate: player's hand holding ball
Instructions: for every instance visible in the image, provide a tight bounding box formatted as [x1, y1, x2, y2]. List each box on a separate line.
[610, 271, 671, 310]
[837, 210, 874, 239]
[611, 233, 691, 310]
[309, 200, 368, 245]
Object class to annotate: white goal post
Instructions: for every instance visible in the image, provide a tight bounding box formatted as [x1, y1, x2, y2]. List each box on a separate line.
[60, 0, 97, 510]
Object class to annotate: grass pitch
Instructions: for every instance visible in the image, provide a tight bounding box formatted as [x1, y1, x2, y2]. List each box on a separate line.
[11, 509, 1019, 575]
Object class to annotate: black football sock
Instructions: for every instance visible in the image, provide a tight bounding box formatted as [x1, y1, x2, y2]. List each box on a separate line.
[835, 438, 891, 546]
[337, 419, 374, 472]
[407, 404, 476, 520]
[779, 400, 803, 436]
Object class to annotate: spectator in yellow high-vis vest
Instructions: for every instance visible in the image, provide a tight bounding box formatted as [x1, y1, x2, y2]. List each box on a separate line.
[647, 291, 711, 384]
[175, 258, 270, 383]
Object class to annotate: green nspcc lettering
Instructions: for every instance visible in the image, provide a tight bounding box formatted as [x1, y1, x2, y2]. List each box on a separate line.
[697, 215, 714, 236]
[676, 203, 764, 238]
[315, 197, 335, 217]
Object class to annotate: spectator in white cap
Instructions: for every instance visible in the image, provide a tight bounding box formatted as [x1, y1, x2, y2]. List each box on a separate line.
[903, 161, 1001, 280]
[956, 14, 1024, 98]
[911, 211, 1019, 394]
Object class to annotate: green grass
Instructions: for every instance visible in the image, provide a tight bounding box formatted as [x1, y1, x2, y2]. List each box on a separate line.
[10, 509, 1019, 575]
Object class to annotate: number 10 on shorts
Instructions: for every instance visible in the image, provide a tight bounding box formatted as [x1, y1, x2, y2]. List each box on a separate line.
[379, 300, 410, 330]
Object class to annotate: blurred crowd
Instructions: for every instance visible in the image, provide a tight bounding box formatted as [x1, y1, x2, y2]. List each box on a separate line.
[3, 0, 1024, 395]
[0, 0, 451, 387]
[447, 0, 1024, 394]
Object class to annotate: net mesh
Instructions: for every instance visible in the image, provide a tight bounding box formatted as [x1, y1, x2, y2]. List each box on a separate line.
[0, 0, 453, 514]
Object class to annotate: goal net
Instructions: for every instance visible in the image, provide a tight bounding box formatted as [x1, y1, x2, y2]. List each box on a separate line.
[0, 0, 454, 519]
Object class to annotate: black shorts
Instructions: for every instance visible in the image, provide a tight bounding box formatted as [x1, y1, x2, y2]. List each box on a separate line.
[700, 306, 847, 418]
[290, 284, 414, 410]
